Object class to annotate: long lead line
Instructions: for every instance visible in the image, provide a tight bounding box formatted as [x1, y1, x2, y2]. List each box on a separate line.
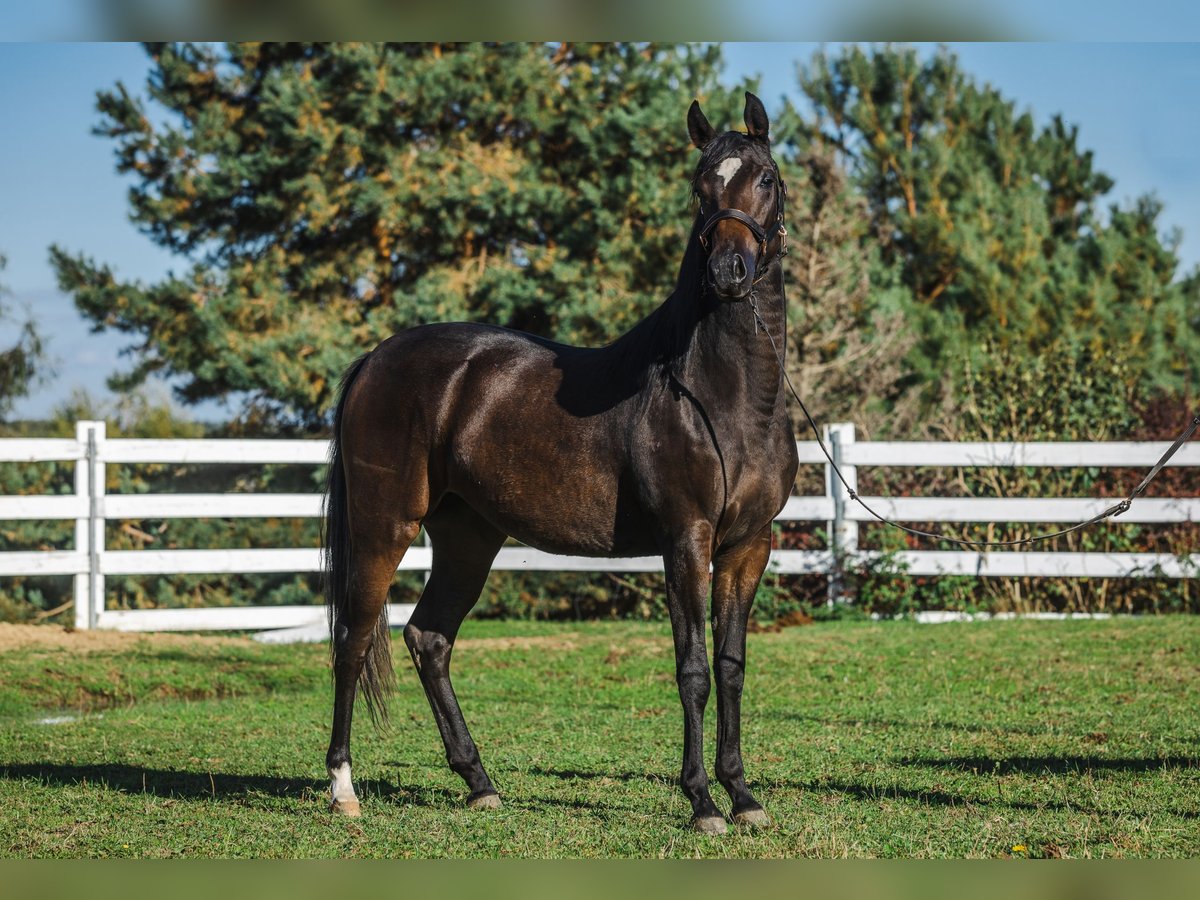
[747, 293, 1200, 550]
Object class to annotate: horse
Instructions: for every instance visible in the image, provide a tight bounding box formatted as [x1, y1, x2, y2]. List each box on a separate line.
[322, 92, 798, 834]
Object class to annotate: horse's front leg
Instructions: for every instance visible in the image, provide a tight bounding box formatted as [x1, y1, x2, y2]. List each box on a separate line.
[663, 524, 725, 834]
[711, 525, 773, 827]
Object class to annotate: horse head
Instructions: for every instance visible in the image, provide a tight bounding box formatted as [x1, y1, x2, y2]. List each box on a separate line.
[688, 92, 787, 301]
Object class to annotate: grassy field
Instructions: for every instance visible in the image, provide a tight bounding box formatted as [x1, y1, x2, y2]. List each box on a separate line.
[0, 616, 1198, 858]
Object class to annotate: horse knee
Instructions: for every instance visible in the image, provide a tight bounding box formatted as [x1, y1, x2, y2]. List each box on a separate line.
[676, 666, 711, 706]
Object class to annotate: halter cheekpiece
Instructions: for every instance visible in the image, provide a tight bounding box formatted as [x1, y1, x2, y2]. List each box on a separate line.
[696, 158, 789, 286]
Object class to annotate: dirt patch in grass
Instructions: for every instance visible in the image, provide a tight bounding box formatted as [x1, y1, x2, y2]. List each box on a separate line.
[0, 623, 256, 656]
[455, 633, 582, 653]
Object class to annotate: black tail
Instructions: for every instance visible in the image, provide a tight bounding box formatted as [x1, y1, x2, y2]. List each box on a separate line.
[323, 353, 394, 727]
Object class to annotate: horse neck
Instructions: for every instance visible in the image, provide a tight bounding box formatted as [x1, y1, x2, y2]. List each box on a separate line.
[676, 255, 788, 419]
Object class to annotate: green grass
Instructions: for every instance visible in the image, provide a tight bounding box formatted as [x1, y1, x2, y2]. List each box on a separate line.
[1, 617, 1198, 858]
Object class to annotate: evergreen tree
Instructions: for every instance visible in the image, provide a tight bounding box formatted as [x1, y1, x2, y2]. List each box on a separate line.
[796, 45, 1199, 416]
[51, 42, 748, 429]
[775, 144, 920, 438]
[0, 255, 44, 422]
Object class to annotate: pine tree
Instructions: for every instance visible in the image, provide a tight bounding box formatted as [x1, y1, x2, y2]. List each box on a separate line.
[0, 254, 44, 422]
[796, 45, 1199, 413]
[776, 145, 919, 437]
[51, 42, 747, 429]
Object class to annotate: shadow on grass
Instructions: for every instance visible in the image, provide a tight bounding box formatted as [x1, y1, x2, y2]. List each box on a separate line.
[529, 765, 674, 786]
[525, 762, 1200, 821]
[897, 754, 1200, 775]
[0, 763, 444, 809]
[383, 761, 644, 814]
[786, 774, 1198, 821]
[9, 757, 1193, 822]
[764, 709, 1052, 738]
[0, 762, 619, 815]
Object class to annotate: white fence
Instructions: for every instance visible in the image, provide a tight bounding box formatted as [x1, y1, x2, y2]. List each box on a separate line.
[0, 420, 1196, 634]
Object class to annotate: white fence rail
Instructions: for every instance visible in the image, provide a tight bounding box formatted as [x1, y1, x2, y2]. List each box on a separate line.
[0, 420, 1195, 633]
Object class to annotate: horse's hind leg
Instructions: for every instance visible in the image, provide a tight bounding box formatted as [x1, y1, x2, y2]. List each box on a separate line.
[402, 495, 506, 808]
[711, 526, 773, 827]
[326, 521, 420, 816]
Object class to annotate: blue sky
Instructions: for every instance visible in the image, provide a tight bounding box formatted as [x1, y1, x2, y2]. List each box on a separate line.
[2, 42, 1199, 420]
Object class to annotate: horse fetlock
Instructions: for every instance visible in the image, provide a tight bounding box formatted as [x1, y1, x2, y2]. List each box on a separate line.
[445, 747, 484, 778]
[715, 760, 745, 788]
[328, 761, 360, 816]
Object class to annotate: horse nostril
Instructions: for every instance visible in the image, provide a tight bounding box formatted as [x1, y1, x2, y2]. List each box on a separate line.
[731, 255, 747, 282]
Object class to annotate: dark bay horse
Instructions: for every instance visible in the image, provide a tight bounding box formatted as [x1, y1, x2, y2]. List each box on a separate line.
[323, 92, 798, 834]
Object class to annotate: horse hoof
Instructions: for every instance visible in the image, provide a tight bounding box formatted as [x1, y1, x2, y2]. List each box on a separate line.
[733, 807, 770, 828]
[330, 798, 361, 817]
[467, 791, 502, 810]
[692, 815, 728, 835]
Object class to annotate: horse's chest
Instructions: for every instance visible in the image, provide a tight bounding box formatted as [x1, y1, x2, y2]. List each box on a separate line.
[639, 409, 795, 534]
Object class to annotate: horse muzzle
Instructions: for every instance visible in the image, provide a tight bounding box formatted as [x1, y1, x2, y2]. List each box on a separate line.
[707, 247, 755, 299]
[700, 207, 769, 301]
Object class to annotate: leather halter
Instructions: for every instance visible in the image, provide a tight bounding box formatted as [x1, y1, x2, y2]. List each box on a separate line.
[695, 160, 788, 285]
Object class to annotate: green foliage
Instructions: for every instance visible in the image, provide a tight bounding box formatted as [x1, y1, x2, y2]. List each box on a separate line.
[0, 254, 46, 422]
[794, 45, 1199, 423]
[853, 339, 1197, 615]
[52, 42, 750, 429]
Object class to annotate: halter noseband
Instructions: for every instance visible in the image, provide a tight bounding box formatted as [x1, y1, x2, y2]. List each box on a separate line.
[695, 162, 788, 286]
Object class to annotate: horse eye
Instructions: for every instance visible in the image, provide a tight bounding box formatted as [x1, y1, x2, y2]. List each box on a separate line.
[759, 175, 775, 189]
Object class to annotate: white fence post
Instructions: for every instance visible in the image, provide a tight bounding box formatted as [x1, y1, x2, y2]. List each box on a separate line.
[73, 420, 105, 629]
[72, 422, 88, 629]
[825, 422, 858, 604]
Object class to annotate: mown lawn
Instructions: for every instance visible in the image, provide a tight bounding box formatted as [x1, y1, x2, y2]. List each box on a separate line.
[0, 617, 1198, 858]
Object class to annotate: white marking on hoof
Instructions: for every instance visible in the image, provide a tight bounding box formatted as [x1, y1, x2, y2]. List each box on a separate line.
[692, 814, 728, 835]
[715, 156, 743, 188]
[329, 762, 360, 815]
[467, 792, 502, 810]
[733, 808, 770, 827]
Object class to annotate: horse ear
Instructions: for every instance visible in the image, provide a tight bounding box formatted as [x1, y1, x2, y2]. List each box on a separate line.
[744, 91, 769, 141]
[688, 100, 716, 150]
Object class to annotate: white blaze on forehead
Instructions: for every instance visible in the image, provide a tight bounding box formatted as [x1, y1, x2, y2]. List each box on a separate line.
[714, 156, 743, 188]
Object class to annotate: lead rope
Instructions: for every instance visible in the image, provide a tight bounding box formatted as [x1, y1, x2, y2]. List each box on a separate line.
[747, 292, 1200, 550]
